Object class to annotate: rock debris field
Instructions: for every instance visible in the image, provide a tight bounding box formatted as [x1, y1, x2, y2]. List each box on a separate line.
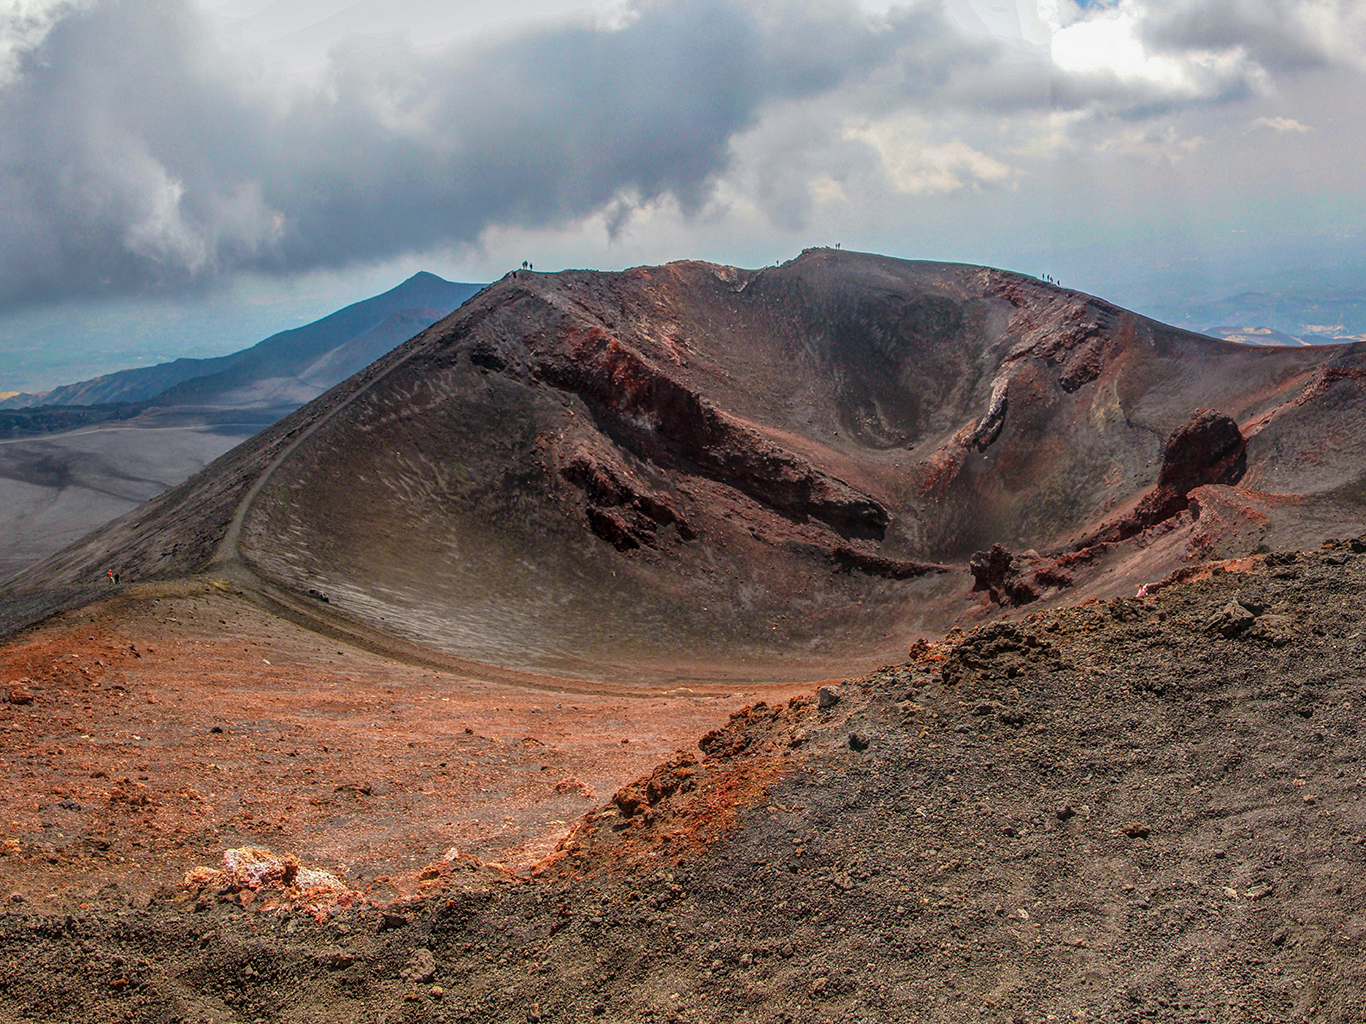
[3, 539, 1366, 1022]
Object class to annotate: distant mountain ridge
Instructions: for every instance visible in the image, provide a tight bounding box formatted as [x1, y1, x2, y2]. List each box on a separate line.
[1148, 287, 1366, 343]
[0, 272, 482, 411]
[1204, 325, 1313, 347]
[0, 272, 484, 580]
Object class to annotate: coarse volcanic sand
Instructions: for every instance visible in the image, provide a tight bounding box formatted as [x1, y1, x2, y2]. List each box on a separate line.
[0, 581, 807, 907]
[5, 545, 1366, 1023]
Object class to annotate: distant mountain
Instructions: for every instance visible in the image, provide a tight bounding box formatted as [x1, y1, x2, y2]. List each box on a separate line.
[0, 356, 228, 409]
[297, 307, 448, 390]
[1205, 325, 1312, 347]
[0, 272, 483, 580]
[1148, 288, 1366, 344]
[0, 273, 482, 411]
[151, 304, 462, 414]
[0, 402, 149, 441]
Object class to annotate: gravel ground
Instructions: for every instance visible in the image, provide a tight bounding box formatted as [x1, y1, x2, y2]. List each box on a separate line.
[3, 542, 1366, 1023]
[0, 581, 794, 907]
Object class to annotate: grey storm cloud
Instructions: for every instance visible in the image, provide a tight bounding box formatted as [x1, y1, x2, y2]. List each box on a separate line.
[0, 0, 972, 308]
[1139, 0, 1366, 73]
[1, 0, 1360, 309]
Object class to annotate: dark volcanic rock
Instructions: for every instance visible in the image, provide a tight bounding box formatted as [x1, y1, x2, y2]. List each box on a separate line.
[1088, 409, 1249, 546]
[1157, 409, 1247, 494]
[559, 443, 694, 550]
[968, 543, 1079, 606]
[969, 544, 1016, 597]
[831, 546, 946, 580]
[1205, 599, 1258, 638]
[1137, 408, 1247, 526]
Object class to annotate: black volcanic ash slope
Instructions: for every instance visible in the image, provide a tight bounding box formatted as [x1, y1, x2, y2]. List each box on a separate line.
[6, 544, 1366, 1023]
[11, 250, 1366, 677]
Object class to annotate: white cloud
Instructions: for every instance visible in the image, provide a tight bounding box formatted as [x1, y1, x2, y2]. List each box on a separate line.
[0, 0, 89, 86]
[0, 0, 1363, 317]
[807, 175, 849, 204]
[1139, 0, 1366, 73]
[1095, 123, 1206, 162]
[1009, 109, 1089, 158]
[847, 116, 1012, 193]
[0, 0, 969, 307]
[1249, 115, 1311, 132]
[1047, 3, 1270, 111]
[1038, 0, 1366, 117]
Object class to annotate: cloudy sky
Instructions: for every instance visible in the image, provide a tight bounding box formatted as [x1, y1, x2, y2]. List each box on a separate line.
[1, 0, 1363, 391]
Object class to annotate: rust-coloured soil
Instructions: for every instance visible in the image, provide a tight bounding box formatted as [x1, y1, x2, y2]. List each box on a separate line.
[0, 582, 806, 907]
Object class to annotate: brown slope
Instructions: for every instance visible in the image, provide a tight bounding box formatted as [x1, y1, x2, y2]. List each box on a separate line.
[8, 249, 1366, 679]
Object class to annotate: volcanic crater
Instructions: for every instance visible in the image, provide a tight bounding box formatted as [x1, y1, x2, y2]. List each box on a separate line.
[5, 250, 1366, 1022]
[11, 248, 1366, 682]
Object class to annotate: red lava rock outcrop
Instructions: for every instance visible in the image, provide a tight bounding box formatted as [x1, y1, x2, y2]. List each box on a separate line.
[1072, 407, 1249, 553]
[973, 410, 1251, 605]
[1156, 409, 1248, 493]
[540, 699, 809, 878]
[610, 753, 698, 819]
[557, 442, 694, 551]
[542, 323, 892, 541]
[1117, 408, 1246, 538]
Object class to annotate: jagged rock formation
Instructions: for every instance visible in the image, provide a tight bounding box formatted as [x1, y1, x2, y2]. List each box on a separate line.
[1142, 408, 1248, 518]
[1079, 408, 1250, 548]
[973, 409, 1252, 606]
[968, 543, 1087, 606]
